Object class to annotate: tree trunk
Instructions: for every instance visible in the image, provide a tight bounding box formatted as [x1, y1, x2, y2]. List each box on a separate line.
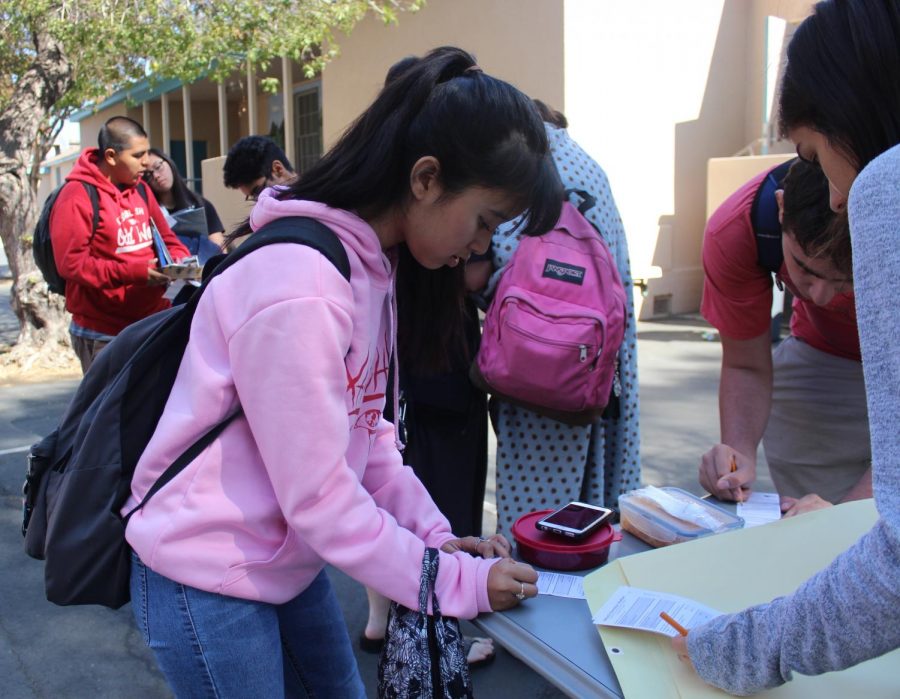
[0, 32, 75, 370]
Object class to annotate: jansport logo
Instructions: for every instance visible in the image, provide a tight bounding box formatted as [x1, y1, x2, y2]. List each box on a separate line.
[542, 258, 586, 285]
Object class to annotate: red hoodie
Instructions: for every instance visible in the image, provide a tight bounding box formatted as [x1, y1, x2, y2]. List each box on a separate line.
[49, 148, 190, 335]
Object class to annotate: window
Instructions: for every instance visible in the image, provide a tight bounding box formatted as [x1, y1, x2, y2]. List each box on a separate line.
[294, 86, 323, 174]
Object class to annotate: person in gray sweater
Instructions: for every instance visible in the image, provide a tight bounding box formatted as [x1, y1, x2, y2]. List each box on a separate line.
[679, 1, 900, 694]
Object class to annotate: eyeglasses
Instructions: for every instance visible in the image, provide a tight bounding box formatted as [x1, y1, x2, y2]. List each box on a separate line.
[144, 160, 166, 181]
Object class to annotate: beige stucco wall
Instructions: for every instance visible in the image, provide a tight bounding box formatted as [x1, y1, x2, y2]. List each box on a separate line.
[201, 156, 254, 235]
[320, 0, 564, 149]
[743, 0, 816, 148]
[707, 153, 794, 219]
[563, 0, 813, 318]
[564, 0, 750, 317]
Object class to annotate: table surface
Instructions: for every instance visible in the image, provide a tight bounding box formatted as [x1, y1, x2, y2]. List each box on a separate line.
[472, 531, 654, 699]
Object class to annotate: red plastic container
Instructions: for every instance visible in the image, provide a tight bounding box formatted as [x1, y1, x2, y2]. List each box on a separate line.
[511, 509, 620, 571]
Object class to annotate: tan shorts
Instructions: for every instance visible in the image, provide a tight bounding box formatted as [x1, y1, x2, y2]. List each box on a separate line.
[762, 336, 870, 503]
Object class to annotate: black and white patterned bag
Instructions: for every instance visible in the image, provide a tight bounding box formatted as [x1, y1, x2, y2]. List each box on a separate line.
[377, 547, 473, 699]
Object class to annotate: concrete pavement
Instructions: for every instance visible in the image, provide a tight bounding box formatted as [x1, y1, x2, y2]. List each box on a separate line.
[0, 312, 774, 698]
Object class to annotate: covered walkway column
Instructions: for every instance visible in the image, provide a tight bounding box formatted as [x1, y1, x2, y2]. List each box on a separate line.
[182, 85, 194, 185]
[247, 62, 258, 135]
[217, 82, 228, 156]
[160, 91, 171, 155]
[281, 56, 295, 166]
[142, 101, 151, 141]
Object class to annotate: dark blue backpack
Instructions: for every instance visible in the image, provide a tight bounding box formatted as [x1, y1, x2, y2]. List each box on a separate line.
[749, 158, 796, 274]
[32, 181, 149, 296]
[22, 217, 350, 608]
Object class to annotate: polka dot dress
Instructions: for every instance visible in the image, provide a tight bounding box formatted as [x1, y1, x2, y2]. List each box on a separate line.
[487, 124, 642, 539]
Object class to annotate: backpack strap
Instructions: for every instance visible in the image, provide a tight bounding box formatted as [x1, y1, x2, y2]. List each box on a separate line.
[122, 408, 243, 523]
[122, 216, 350, 520]
[750, 158, 796, 274]
[565, 188, 597, 217]
[203, 216, 351, 286]
[136, 181, 149, 205]
[78, 182, 101, 238]
[79, 182, 146, 235]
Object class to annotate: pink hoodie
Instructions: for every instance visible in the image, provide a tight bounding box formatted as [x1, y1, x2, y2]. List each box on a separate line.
[124, 192, 497, 615]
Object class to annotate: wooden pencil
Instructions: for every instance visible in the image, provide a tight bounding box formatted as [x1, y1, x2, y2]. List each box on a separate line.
[730, 454, 743, 504]
[659, 611, 689, 637]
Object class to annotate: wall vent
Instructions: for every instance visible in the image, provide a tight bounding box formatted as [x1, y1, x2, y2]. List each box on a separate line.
[652, 294, 672, 317]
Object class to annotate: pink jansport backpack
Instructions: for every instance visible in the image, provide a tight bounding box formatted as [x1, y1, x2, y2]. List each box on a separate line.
[471, 194, 627, 426]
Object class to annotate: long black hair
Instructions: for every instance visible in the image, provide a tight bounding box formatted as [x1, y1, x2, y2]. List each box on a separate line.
[284, 46, 562, 371]
[779, 0, 900, 171]
[146, 148, 202, 212]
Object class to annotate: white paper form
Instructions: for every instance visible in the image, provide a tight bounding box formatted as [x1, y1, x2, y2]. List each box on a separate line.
[536, 572, 585, 599]
[163, 279, 200, 302]
[738, 491, 782, 528]
[592, 586, 721, 637]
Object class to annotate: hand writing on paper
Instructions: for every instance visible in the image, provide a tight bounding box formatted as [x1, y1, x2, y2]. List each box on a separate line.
[441, 534, 511, 559]
[486, 558, 538, 611]
[670, 635, 695, 670]
[699, 444, 753, 502]
[781, 493, 833, 518]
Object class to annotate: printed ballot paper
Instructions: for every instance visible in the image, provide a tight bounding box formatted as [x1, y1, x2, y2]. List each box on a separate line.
[537, 572, 586, 599]
[737, 491, 781, 528]
[592, 586, 720, 637]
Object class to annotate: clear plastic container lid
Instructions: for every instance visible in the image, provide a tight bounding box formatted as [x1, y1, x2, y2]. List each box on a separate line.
[619, 486, 743, 544]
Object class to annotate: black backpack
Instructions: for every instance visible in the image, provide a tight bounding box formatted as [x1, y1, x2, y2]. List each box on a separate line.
[33, 181, 149, 296]
[22, 216, 350, 609]
[749, 158, 796, 274]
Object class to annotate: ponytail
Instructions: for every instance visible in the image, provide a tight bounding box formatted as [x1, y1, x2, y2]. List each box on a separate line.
[284, 46, 560, 238]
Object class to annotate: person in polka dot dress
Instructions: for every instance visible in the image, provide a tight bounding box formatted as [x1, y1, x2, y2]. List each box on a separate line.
[483, 102, 641, 540]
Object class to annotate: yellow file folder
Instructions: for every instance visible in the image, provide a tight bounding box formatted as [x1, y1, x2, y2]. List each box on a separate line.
[584, 499, 899, 698]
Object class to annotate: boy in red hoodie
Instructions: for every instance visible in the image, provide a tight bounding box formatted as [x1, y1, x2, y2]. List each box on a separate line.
[50, 116, 189, 372]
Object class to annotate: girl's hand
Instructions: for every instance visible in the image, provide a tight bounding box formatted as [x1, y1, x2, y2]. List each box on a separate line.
[441, 534, 512, 559]
[486, 558, 538, 611]
[670, 635, 695, 669]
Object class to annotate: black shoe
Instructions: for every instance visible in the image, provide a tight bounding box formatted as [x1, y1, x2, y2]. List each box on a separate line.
[359, 634, 385, 654]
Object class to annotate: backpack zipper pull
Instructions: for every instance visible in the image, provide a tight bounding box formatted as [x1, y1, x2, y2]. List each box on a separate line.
[613, 359, 622, 397]
[579, 345, 588, 362]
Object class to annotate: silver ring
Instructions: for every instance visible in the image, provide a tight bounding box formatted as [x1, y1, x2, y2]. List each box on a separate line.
[515, 582, 525, 601]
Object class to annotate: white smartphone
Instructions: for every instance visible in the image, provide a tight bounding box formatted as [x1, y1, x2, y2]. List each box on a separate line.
[535, 501, 614, 539]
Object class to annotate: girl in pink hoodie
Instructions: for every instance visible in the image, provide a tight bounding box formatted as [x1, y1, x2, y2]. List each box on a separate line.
[124, 47, 563, 697]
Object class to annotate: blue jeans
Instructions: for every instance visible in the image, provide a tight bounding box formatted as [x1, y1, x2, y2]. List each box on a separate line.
[130, 552, 365, 698]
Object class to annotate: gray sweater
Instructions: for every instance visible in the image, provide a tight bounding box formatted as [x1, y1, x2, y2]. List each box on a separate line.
[688, 144, 900, 695]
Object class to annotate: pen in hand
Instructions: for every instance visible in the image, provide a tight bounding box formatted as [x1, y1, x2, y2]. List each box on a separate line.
[729, 454, 743, 504]
[660, 611, 689, 637]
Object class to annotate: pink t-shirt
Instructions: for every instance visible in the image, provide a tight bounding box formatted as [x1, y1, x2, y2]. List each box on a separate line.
[701, 168, 859, 361]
